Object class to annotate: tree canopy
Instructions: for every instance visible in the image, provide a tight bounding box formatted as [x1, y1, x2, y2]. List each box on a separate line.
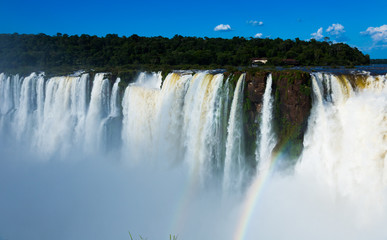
[0, 33, 370, 73]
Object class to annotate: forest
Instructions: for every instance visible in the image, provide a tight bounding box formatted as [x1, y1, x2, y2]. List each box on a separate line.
[371, 59, 387, 64]
[0, 33, 370, 74]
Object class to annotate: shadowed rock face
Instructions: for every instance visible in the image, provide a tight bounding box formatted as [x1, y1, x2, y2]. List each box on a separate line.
[271, 71, 311, 131]
[245, 70, 312, 158]
[246, 71, 268, 113]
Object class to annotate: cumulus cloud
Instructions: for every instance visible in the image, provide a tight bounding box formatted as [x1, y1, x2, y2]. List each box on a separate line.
[327, 23, 345, 36]
[326, 23, 348, 42]
[254, 33, 263, 38]
[361, 25, 387, 43]
[247, 20, 263, 26]
[311, 27, 324, 40]
[214, 24, 232, 32]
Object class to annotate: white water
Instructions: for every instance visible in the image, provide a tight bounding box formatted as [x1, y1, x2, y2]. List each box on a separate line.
[0, 73, 22, 136]
[121, 73, 161, 162]
[14, 73, 41, 141]
[256, 73, 276, 171]
[85, 73, 111, 153]
[182, 73, 227, 185]
[1, 71, 236, 169]
[241, 72, 387, 240]
[120, 71, 232, 183]
[223, 74, 246, 193]
[297, 72, 387, 216]
[1, 71, 387, 240]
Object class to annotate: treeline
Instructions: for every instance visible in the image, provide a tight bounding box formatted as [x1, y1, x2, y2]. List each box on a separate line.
[0, 33, 370, 73]
[371, 59, 387, 64]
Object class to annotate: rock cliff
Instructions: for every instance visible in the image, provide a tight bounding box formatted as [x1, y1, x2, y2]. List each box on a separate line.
[244, 70, 312, 161]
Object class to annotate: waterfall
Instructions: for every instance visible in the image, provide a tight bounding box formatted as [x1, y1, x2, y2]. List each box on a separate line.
[155, 73, 190, 165]
[2, 69, 387, 240]
[223, 74, 246, 193]
[2, 70, 387, 201]
[218, 78, 231, 174]
[297, 72, 387, 209]
[0, 73, 20, 136]
[182, 73, 226, 184]
[72, 73, 90, 146]
[102, 77, 123, 150]
[256, 74, 276, 171]
[110, 78, 121, 117]
[207, 74, 229, 180]
[85, 73, 111, 153]
[14, 73, 40, 141]
[38, 76, 75, 155]
[0, 73, 12, 115]
[121, 71, 228, 182]
[121, 72, 162, 162]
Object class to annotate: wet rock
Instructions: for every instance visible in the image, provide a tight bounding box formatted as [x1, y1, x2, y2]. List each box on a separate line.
[244, 70, 312, 159]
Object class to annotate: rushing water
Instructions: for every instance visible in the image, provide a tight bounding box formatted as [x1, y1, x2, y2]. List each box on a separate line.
[1, 71, 387, 240]
[297, 72, 387, 211]
[256, 73, 276, 171]
[223, 74, 246, 194]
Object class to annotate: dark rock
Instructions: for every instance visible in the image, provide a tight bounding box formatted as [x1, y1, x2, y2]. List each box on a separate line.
[245, 71, 268, 105]
[243, 70, 312, 160]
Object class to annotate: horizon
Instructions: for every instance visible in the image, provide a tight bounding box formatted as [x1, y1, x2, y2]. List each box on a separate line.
[1, 0, 386, 58]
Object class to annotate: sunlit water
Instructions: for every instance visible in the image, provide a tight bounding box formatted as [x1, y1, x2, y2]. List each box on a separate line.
[1, 71, 387, 240]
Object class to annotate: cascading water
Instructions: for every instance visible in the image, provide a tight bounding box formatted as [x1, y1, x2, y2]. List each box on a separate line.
[256, 73, 276, 171]
[37, 75, 83, 156]
[103, 77, 123, 149]
[155, 73, 190, 165]
[1, 70, 387, 240]
[3, 70, 386, 192]
[182, 73, 227, 184]
[0, 72, 113, 157]
[297, 72, 387, 212]
[0, 73, 22, 136]
[72, 73, 91, 146]
[121, 72, 162, 162]
[14, 73, 41, 141]
[223, 74, 246, 193]
[121, 71, 231, 185]
[85, 73, 111, 153]
[0, 71, 240, 175]
[35, 74, 91, 156]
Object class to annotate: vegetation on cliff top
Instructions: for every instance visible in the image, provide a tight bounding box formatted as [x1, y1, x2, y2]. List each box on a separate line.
[0, 33, 370, 75]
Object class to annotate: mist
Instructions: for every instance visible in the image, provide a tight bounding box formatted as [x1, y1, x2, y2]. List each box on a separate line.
[2, 142, 387, 240]
[0, 138, 241, 240]
[242, 173, 387, 240]
[1, 71, 387, 240]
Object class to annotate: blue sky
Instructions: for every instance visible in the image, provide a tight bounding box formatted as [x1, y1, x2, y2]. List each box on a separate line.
[1, 0, 386, 58]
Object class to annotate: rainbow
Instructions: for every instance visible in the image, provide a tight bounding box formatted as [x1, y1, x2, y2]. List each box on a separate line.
[233, 143, 291, 240]
[170, 136, 299, 239]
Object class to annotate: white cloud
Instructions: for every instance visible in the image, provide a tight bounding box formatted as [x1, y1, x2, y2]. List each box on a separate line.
[326, 23, 348, 42]
[311, 27, 324, 40]
[326, 23, 345, 36]
[214, 24, 232, 32]
[361, 25, 387, 43]
[254, 33, 263, 38]
[248, 20, 263, 26]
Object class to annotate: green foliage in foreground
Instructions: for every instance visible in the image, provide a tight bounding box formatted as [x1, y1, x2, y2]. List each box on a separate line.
[0, 33, 370, 74]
